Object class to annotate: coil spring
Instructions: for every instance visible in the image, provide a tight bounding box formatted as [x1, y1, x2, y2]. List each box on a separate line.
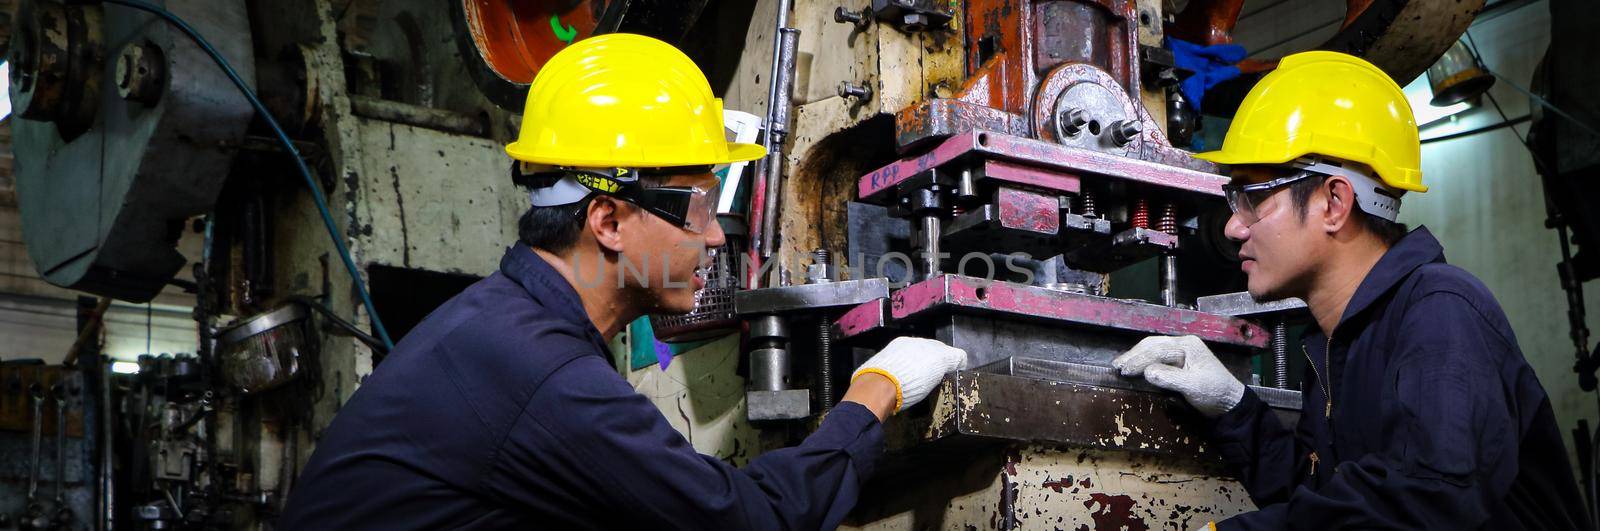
[1157, 202, 1178, 235]
[1079, 191, 1097, 218]
[1131, 198, 1150, 229]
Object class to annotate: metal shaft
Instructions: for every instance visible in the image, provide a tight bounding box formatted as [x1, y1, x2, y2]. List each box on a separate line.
[759, 12, 800, 259]
[1272, 318, 1290, 389]
[28, 382, 44, 502]
[749, 315, 790, 392]
[920, 215, 942, 279]
[1158, 202, 1179, 307]
[1160, 255, 1178, 307]
[810, 249, 837, 409]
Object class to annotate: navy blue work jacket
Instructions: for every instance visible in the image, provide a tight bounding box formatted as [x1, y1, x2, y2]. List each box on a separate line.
[280, 245, 885, 530]
[1211, 227, 1591, 529]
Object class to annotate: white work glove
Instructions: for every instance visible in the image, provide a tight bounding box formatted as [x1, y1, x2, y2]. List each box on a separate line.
[1112, 335, 1245, 418]
[852, 337, 967, 413]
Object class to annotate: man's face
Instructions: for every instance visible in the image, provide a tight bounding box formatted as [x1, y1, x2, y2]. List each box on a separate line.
[615, 172, 726, 314]
[1223, 166, 1323, 301]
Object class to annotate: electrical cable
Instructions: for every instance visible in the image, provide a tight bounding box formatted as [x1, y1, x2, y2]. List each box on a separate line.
[1465, 30, 1600, 139]
[100, 0, 395, 349]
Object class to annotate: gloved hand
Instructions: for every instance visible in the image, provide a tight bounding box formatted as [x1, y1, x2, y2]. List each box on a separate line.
[852, 337, 967, 413]
[1112, 335, 1245, 418]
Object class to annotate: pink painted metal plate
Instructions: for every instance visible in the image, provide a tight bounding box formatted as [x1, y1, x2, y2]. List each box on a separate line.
[889, 275, 1268, 349]
[858, 130, 1227, 204]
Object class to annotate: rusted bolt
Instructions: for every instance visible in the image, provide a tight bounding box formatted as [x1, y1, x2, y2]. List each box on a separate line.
[838, 81, 872, 102]
[116, 42, 164, 106]
[834, 6, 870, 29]
[1057, 108, 1089, 137]
[1110, 119, 1142, 146]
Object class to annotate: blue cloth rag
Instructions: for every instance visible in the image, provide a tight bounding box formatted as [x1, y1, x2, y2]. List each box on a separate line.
[1167, 38, 1247, 113]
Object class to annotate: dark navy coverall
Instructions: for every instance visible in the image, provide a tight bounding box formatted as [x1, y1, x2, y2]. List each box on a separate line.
[280, 245, 885, 530]
[1211, 227, 1591, 529]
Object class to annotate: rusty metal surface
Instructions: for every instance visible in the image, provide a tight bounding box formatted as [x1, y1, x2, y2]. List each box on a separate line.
[857, 130, 1224, 204]
[928, 370, 1215, 455]
[846, 444, 1257, 530]
[890, 274, 1268, 348]
[893, 97, 1029, 151]
[1167, 0, 1246, 46]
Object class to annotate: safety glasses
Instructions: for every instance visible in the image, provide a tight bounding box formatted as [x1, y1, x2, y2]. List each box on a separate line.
[515, 164, 721, 234]
[1220, 169, 1322, 226]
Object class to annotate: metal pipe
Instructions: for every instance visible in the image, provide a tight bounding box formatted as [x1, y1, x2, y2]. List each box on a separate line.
[1272, 318, 1289, 389]
[347, 96, 486, 137]
[758, 1, 800, 260]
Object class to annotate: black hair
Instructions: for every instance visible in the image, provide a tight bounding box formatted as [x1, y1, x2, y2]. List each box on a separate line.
[1285, 175, 1408, 246]
[515, 172, 667, 253]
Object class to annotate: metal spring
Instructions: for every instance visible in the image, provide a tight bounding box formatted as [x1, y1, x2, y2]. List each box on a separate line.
[1131, 198, 1150, 229]
[1272, 319, 1289, 389]
[1157, 202, 1178, 235]
[1079, 191, 1097, 218]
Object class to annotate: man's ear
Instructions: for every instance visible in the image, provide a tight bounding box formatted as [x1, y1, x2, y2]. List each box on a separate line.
[586, 196, 628, 253]
[1320, 176, 1357, 235]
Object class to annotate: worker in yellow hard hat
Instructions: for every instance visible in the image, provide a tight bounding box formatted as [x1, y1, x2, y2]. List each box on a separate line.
[1113, 51, 1589, 529]
[282, 33, 966, 529]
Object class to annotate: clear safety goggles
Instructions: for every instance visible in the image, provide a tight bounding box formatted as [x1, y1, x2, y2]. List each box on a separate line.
[515, 163, 721, 234]
[1221, 169, 1320, 226]
[1220, 158, 1400, 226]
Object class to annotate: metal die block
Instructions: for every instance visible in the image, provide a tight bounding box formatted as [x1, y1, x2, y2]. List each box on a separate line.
[890, 275, 1268, 349]
[1195, 291, 1309, 317]
[942, 187, 1061, 257]
[747, 390, 812, 422]
[934, 314, 1253, 382]
[833, 298, 896, 345]
[1064, 226, 1178, 273]
[734, 279, 891, 316]
[907, 370, 1300, 455]
[922, 371, 1212, 455]
[859, 130, 1225, 206]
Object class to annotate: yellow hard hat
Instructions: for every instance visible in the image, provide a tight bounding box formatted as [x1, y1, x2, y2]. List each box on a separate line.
[505, 33, 767, 168]
[1196, 51, 1425, 193]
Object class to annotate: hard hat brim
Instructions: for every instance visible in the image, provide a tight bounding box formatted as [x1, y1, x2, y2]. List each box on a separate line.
[505, 141, 769, 168]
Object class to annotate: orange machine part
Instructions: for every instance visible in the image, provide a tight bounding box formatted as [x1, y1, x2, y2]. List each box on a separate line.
[461, 0, 601, 84]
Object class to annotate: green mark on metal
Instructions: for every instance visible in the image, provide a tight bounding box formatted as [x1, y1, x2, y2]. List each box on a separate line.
[550, 16, 578, 44]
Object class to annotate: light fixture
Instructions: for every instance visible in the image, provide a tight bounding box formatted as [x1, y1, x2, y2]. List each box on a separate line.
[1427, 39, 1495, 107]
[217, 303, 310, 393]
[111, 360, 141, 374]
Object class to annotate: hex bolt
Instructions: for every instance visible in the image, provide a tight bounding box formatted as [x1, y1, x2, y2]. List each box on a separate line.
[1111, 119, 1143, 146]
[838, 82, 872, 102]
[833, 6, 870, 28]
[1057, 108, 1089, 137]
[902, 13, 930, 31]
